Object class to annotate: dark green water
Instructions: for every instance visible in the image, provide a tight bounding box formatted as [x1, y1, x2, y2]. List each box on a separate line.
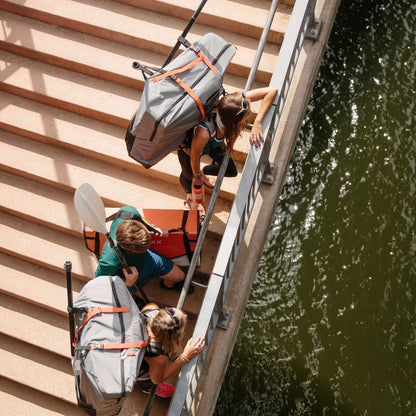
[215, 0, 415, 415]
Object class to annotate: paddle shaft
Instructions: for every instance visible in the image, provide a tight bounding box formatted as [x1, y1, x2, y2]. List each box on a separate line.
[65, 261, 75, 357]
[105, 232, 131, 272]
[162, 0, 208, 67]
[105, 233, 150, 304]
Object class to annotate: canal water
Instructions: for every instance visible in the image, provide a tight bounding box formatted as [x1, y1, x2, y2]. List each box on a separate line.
[215, 0, 415, 415]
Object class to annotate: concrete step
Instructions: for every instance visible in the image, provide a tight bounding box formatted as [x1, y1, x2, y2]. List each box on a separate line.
[0, 170, 83, 238]
[0, 211, 211, 312]
[0, 252, 83, 316]
[0, 92, 248, 194]
[0, 293, 70, 358]
[0, 11, 257, 92]
[115, 0, 292, 44]
[0, 130, 232, 237]
[0, 376, 86, 416]
[0, 333, 77, 405]
[0, 210, 96, 281]
[0, 169, 220, 278]
[0, 0, 280, 83]
[276, 0, 296, 6]
[0, 49, 139, 128]
[0, 243, 203, 331]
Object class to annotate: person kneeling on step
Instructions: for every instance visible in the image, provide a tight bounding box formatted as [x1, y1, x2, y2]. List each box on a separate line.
[177, 87, 278, 217]
[137, 302, 205, 398]
[95, 205, 193, 297]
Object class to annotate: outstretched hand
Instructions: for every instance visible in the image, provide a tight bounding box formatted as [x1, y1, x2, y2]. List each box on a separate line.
[182, 336, 206, 360]
[249, 121, 264, 148]
[153, 226, 169, 237]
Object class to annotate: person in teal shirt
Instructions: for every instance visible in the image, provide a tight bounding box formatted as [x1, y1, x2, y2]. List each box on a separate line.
[95, 206, 189, 295]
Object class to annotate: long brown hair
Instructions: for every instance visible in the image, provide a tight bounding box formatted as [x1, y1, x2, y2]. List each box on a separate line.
[148, 308, 187, 360]
[217, 92, 250, 149]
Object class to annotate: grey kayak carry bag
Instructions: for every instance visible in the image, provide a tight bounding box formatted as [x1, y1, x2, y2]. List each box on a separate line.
[125, 32, 236, 168]
[71, 275, 149, 416]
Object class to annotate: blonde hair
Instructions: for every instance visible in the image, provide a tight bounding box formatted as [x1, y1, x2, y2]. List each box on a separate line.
[149, 308, 187, 360]
[217, 92, 250, 149]
[116, 220, 150, 253]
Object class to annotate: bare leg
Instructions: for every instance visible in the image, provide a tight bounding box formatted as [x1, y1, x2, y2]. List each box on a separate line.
[160, 263, 185, 288]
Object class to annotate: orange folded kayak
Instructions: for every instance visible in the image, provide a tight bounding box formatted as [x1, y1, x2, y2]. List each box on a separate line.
[83, 208, 201, 266]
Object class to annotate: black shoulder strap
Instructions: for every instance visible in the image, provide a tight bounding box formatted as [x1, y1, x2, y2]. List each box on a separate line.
[181, 210, 193, 261]
[106, 210, 158, 234]
[203, 114, 217, 142]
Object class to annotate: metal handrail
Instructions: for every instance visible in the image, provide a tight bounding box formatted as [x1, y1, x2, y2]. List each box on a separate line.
[168, 1, 319, 414]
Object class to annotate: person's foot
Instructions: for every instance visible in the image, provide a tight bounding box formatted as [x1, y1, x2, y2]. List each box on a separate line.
[141, 383, 175, 398]
[155, 383, 175, 398]
[202, 174, 216, 189]
[160, 280, 195, 294]
[185, 197, 206, 218]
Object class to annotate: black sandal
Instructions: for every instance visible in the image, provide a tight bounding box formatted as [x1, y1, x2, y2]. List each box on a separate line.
[160, 280, 195, 294]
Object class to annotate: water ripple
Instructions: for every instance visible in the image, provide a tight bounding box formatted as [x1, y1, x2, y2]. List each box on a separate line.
[216, 0, 416, 415]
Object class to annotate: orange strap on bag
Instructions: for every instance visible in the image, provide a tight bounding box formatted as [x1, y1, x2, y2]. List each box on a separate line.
[73, 307, 130, 346]
[89, 341, 149, 350]
[153, 47, 217, 83]
[152, 46, 218, 119]
[172, 75, 206, 118]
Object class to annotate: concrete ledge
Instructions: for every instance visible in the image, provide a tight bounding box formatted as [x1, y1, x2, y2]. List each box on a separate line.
[194, 0, 342, 415]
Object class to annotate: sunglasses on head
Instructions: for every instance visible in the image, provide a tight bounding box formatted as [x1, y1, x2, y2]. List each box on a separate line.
[236, 91, 249, 116]
[165, 307, 180, 328]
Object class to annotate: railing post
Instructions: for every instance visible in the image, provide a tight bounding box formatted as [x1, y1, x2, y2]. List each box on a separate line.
[261, 110, 277, 184]
[306, 0, 322, 40]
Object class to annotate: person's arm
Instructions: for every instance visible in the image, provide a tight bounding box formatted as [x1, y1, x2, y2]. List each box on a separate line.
[145, 336, 206, 384]
[246, 87, 278, 147]
[95, 246, 121, 277]
[190, 127, 210, 188]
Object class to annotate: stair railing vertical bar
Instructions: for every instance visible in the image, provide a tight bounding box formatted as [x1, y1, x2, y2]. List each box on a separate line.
[167, 1, 317, 414]
[245, 0, 280, 91]
[175, 148, 231, 310]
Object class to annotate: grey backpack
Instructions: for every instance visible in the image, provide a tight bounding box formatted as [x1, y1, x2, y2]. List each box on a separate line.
[71, 275, 148, 416]
[125, 32, 236, 168]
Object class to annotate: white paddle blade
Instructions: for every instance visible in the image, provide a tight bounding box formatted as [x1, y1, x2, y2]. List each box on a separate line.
[74, 183, 108, 235]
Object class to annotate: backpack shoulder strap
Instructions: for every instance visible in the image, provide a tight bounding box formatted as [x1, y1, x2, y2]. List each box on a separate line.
[203, 115, 217, 142]
[106, 210, 158, 234]
[106, 210, 140, 222]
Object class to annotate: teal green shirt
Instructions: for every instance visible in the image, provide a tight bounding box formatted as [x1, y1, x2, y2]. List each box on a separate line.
[95, 206, 146, 278]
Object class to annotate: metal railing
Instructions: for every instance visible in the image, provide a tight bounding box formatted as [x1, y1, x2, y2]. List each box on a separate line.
[167, 1, 320, 414]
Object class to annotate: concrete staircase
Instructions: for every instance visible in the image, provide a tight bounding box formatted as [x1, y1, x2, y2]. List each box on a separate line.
[0, 0, 293, 414]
